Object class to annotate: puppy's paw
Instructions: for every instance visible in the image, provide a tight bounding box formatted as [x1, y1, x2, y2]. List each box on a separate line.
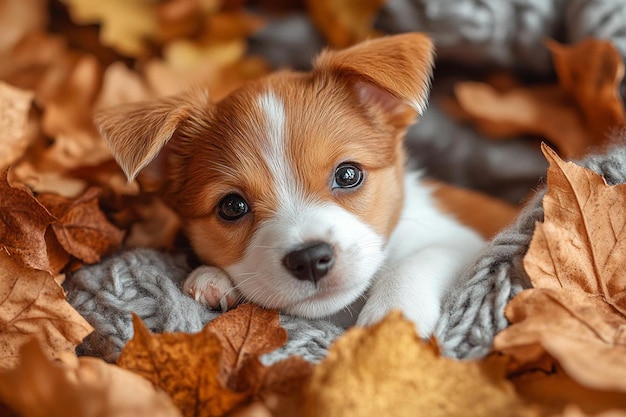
[356, 296, 438, 338]
[355, 300, 391, 328]
[183, 266, 239, 312]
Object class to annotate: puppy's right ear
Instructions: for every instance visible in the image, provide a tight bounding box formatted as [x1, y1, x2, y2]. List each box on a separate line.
[94, 89, 210, 185]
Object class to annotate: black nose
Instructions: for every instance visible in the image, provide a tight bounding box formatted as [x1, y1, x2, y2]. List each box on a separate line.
[282, 241, 335, 283]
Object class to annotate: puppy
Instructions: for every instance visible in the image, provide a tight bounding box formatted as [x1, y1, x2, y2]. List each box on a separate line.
[96, 33, 484, 337]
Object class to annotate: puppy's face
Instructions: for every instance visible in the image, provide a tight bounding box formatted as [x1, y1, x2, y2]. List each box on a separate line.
[96, 33, 434, 317]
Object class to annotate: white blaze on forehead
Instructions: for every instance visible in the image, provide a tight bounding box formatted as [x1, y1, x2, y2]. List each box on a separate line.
[257, 91, 302, 208]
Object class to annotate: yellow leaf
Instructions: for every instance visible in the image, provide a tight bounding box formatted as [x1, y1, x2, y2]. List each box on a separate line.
[0, 339, 181, 417]
[62, 0, 158, 57]
[305, 312, 530, 417]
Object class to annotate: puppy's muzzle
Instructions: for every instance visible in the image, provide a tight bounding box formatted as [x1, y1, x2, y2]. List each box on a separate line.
[282, 241, 335, 283]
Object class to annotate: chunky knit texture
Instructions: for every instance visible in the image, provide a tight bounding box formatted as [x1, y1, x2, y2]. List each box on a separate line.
[65, 249, 344, 364]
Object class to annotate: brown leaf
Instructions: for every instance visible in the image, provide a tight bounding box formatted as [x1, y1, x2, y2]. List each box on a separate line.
[0, 251, 92, 370]
[0, 170, 56, 272]
[454, 39, 625, 158]
[305, 312, 530, 417]
[38, 187, 125, 264]
[117, 313, 249, 417]
[63, 0, 158, 57]
[41, 54, 102, 137]
[512, 368, 626, 417]
[117, 305, 312, 417]
[454, 82, 590, 157]
[208, 304, 312, 416]
[0, 82, 35, 171]
[496, 289, 626, 392]
[0, 0, 48, 60]
[527, 145, 626, 315]
[0, 339, 181, 417]
[306, 0, 386, 48]
[495, 145, 626, 393]
[547, 39, 626, 145]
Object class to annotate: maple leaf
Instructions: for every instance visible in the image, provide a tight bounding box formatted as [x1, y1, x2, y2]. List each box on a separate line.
[0, 339, 181, 417]
[0, 170, 56, 272]
[117, 304, 312, 417]
[513, 369, 626, 416]
[38, 187, 125, 265]
[494, 144, 626, 394]
[0, 82, 35, 172]
[305, 311, 530, 417]
[306, 0, 386, 48]
[0, 251, 93, 370]
[62, 0, 159, 57]
[547, 39, 626, 145]
[526, 145, 626, 315]
[453, 39, 625, 159]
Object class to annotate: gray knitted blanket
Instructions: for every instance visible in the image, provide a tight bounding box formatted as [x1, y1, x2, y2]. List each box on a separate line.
[65, 0, 626, 363]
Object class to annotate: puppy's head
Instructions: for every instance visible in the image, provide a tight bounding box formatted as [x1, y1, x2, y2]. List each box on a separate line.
[96, 33, 434, 317]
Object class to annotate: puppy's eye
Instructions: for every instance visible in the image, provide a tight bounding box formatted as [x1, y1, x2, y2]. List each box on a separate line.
[333, 163, 364, 189]
[218, 193, 249, 221]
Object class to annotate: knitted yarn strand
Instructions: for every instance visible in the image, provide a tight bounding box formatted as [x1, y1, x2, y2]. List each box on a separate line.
[435, 142, 626, 359]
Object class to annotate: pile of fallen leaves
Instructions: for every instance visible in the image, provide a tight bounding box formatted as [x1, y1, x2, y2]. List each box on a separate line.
[1, 1, 626, 416]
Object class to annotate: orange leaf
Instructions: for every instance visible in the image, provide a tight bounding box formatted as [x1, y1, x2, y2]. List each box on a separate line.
[547, 39, 626, 144]
[118, 314, 246, 416]
[495, 145, 626, 393]
[306, 0, 386, 48]
[454, 39, 626, 158]
[512, 368, 626, 416]
[454, 82, 591, 158]
[38, 187, 125, 265]
[0, 82, 35, 172]
[117, 305, 311, 417]
[305, 312, 530, 417]
[0, 170, 56, 272]
[527, 145, 626, 315]
[0, 251, 92, 370]
[0, 339, 181, 417]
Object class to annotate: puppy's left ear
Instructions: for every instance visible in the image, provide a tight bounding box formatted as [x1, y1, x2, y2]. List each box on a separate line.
[314, 33, 434, 127]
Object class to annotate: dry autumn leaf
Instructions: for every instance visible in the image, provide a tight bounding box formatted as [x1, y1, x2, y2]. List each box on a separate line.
[0, 339, 181, 417]
[118, 313, 247, 416]
[0, 170, 56, 272]
[526, 145, 626, 314]
[306, 0, 386, 48]
[0, 82, 35, 171]
[0, 251, 92, 370]
[495, 145, 626, 395]
[305, 311, 530, 417]
[117, 305, 312, 417]
[62, 0, 159, 57]
[512, 369, 626, 417]
[547, 39, 626, 145]
[38, 187, 125, 265]
[454, 39, 626, 159]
